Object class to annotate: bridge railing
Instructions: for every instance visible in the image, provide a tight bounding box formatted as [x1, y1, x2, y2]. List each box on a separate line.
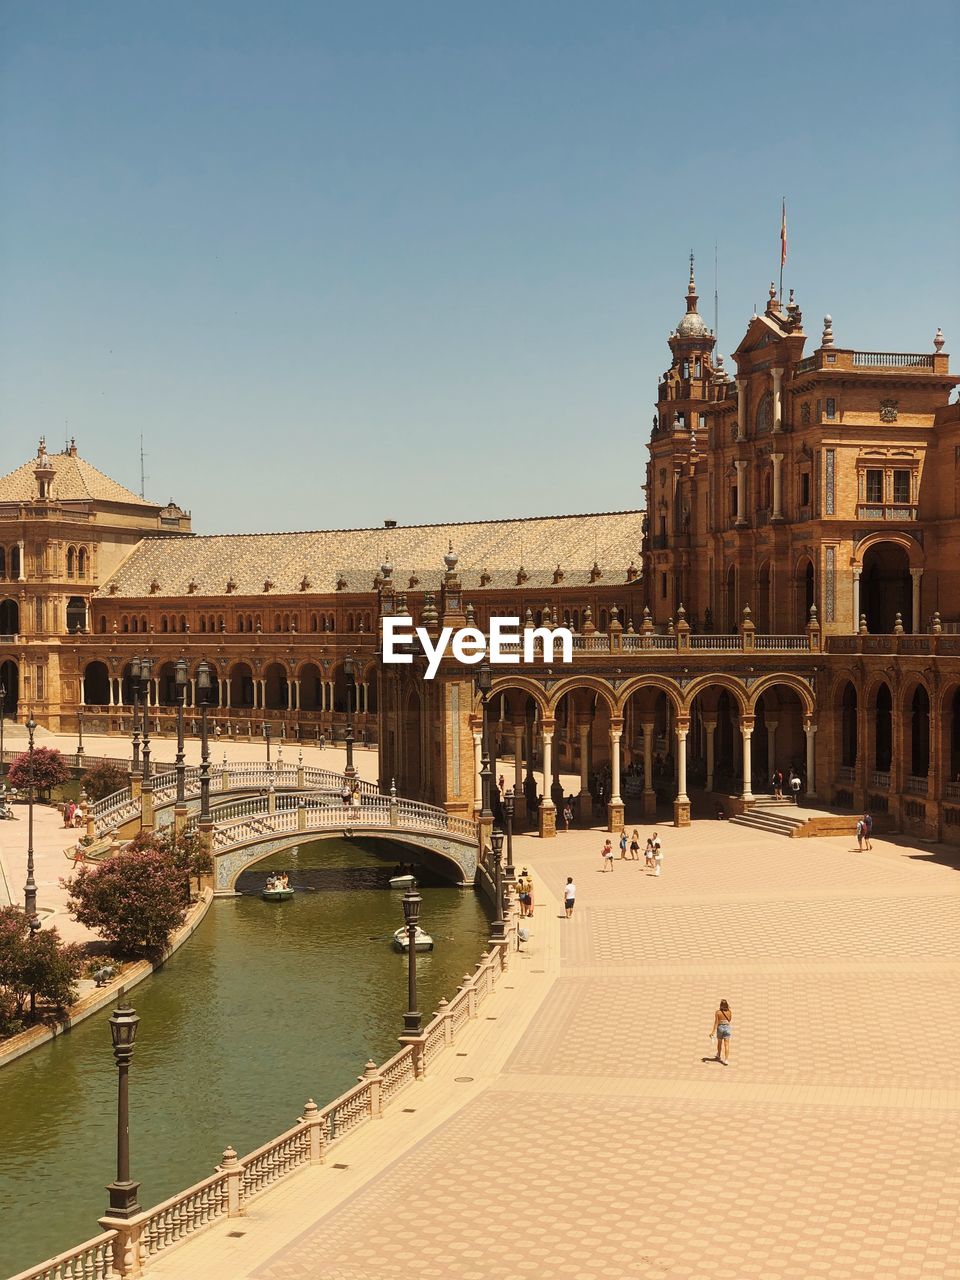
[12, 918, 512, 1279]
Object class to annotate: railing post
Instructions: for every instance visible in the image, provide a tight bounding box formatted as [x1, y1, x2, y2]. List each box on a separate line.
[301, 1098, 326, 1164]
[221, 766, 230, 791]
[297, 798, 307, 831]
[362, 1060, 382, 1117]
[98, 1216, 144, 1277]
[437, 996, 454, 1045]
[219, 1145, 244, 1217]
[397, 1033, 427, 1078]
[464, 973, 478, 1019]
[140, 787, 154, 832]
[129, 772, 142, 800]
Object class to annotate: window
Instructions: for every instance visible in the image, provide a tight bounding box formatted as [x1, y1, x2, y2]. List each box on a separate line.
[800, 473, 810, 507]
[730, 485, 738, 518]
[893, 470, 911, 504]
[695, 358, 702, 378]
[755, 392, 773, 433]
[34, 598, 44, 631]
[660, 572, 667, 599]
[866, 469, 883, 504]
[826, 397, 836, 420]
[682, 358, 690, 379]
[35, 664, 44, 701]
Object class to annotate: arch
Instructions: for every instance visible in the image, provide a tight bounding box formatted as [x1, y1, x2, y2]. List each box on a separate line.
[861, 539, 914, 633]
[908, 683, 930, 778]
[77, 547, 88, 577]
[725, 565, 737, 631]
[0, 598, 20, 636]
[794, 556, 815, 631]
[9, 545, 20, 579]
[298, 661, 323, 711]
[0, 658, 19, 715]
[0, 546, 5, 578]
[228, 662, 255, 709]
[66, 546, 76, 578]
[873, 682, 893, 773]
[679, 672, 749, 718]
[401, 685, 424, 797]
[83, 660, 110, 705]
[486, 674, 551, 718]
[66, 596, 86, 633]
[853, 530, 923, 569]
[263, 661, 289, 710]
[756, 391, 773, 434]
[160, 615, 169, 633]
[747, 673, 814, 718]
[838, 680, 858, 769]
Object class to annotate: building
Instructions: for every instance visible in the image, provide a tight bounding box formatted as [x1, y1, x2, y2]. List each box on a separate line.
[2, 269, 959, 842]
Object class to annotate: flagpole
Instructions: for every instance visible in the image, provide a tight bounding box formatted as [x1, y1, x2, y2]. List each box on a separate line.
[779, 197, 786, 304]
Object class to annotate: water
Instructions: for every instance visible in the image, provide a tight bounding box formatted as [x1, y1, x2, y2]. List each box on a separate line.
[0, 839, 489, 1278]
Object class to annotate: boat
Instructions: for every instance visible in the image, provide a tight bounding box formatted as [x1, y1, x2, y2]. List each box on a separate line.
[261, 887, 295, 901]
[388, 873, 416, 889]
[392, 926, 434, 952]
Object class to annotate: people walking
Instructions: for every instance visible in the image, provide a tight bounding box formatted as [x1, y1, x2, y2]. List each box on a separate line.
[855, 816, 865, 851]
[789, 769, 801, 804]
[651, 835, 663, 877]
[516, 868, 534, 917]
[619, 827, 628, 860]
[629, 829, 641, 860]
[710, 999, 733, 1064]
[644, 834, 656, 869]
[862, 812, 873, 850]
[601, 838, 614, 871]
[562, 801, 573, 832]
[772, 768, 783, 799]
[563, 876, 576, 918]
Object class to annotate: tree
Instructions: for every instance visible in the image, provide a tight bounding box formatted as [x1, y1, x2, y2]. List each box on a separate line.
[82, 760, 129, 802]
[7, 747, 69, 801]
[64, 848, 188, 958]
[129, 828, 213, 899]
[0, 907, 83, 1028]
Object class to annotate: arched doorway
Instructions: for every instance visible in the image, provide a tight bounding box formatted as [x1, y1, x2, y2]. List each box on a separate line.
[873, 683, 893, 774]
[551, 684, 615, 823]
[795, 558, 814, 631]
[298, 663, 323, 711]
[908, 684, 930, 779]
[401, 686, 423, 798]
[228, 662, 255, 709]
[756, 561, 772, 634]
[0, 599, 19, 636]
[0, 659, 19, 716]
[862, 542, 912, 633]
[725, 566, 737, 632]
[66, 596, 87, 633]
[83, 661, 110, 706]
[263, 662, 289, 711]
[839, 681, 857, 768]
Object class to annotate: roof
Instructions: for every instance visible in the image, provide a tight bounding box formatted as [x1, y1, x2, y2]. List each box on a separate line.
[97, 510, 647, 599]
[0, 443, 157, 508]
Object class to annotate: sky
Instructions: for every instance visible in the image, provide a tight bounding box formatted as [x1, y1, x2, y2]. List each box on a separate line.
[1, 1, 957, 534]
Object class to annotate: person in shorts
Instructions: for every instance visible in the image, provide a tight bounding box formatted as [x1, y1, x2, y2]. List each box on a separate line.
[601, 838, 614, 871]
[564, 877, 576, 918]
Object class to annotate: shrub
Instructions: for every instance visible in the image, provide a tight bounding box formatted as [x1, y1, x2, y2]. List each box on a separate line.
[81, 760, 129, 802]
[129, 828, 213, 898]
[0, 907, 83, 1028]
[7, 748, 69, 801]
[64, 849, 188, 958]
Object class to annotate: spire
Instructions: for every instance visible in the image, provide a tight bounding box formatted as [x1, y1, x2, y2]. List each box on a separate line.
[686, 252, 698, 313]
[674, 253, 709, 339]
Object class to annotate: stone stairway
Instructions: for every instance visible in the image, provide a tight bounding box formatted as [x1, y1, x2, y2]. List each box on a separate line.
[730, 797, 809, 836]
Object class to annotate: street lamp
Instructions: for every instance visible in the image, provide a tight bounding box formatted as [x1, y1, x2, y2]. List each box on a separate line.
[490, 826, 506, 942]
[0, 680, 6, 789]
[475, 664, 493, 822]
[174, 658, 188, 808]
[197, 661, 212, 823]
[502, 788, 516, 882]
[129, 656, 141, 773]
[264, 722, 272, 767]
[401, 886, 422, 1035]
[343, 656, 356, 780]
[24, 716, 37, 921]
[105, 1004, 142, 1219]
[139, 657, 153, 783]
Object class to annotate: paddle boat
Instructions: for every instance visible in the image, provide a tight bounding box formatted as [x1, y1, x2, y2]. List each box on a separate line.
[392, 925, 434, 953]
[262, 874, 294, 902]
[388, 872, 416, 889]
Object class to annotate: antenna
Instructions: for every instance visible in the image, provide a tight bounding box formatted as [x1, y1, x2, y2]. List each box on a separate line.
[714, 241, 719, 353]
[139, 434, 149, 499]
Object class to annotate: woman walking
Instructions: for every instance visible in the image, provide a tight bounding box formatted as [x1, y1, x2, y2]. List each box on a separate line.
[710, 1000, 733, 1064]
[619, 827, 628, 860]
[600, 838, 614, 871]
[629, 829, 641, 861]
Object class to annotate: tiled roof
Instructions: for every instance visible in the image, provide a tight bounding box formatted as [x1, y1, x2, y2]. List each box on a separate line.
[0, 447, 157, 508]
[97, 511, 646, 599]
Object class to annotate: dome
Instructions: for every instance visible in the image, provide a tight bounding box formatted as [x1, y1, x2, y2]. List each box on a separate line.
[676, 309, 709, 338]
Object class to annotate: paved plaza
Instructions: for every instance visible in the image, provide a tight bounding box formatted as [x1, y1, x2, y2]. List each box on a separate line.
[136, 816, 959, 1280]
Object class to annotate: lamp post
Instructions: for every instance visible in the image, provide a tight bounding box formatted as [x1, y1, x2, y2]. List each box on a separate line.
[0, 680, 6, 788]
[27, 914, 41, 1021]
[24, 716, 37, 921]
[197, 661, 212, 823]
[174, 658, 188, 808]
[264, 722, 272, 767]
[475, 665, 493, 823]
[401, 886, 422, 1034]
[489, 826, 506, 942]
[502, 789, 516, 882]
[129, 657, 141, 773]
[105, 1004, 141, 1219]
[343, 656, 356, 780]
[76, 707, 84, 759]
[139, 657, 153, 783]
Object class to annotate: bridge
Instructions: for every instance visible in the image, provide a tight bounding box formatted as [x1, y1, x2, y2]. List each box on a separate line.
[86, 763, 479, 888]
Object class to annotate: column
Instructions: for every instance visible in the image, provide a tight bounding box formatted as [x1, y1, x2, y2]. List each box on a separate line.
[741, 718, 754, 802]
[18, 540, 25, 581]
[852, 570, 861, 634]
[641, 719, 656, 816]
[538, 722, 556, 837]
[607, 721, 624, 831]
[734, 460, 748, 527]
[578, 719, 591, 800]
[765, 720, 778, 783]
[473, 730, 482, 811]
[512, 721, 524, 801]
[804, 719, 817, 796]
[771, 366, 783, 431]
[910, 569, 923, 634]
[107, 678, 114, 707]
[222, 677, 231, 709]
[673, 720, 690, 827]
[259, 679, 267, 709]
[771, 452, 784, 520]
[702, 717, 716, 792]
[292, 679, 301, 711]
[736, 378, 747, 441]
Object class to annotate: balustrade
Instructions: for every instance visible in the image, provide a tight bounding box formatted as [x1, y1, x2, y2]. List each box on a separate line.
[7, 1230, 119, 1280]
[871, 771, 891, 790]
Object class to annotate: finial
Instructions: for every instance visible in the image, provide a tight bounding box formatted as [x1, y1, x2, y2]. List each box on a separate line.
[931, 610, 942, 634]
[934, 327, 945, 354]
[821, 315, 834, 348]
[859, 613, 868, 635]
[688, 251, 695, 290]
[769, 281, 777, 302]
[444, 540, 458, 572]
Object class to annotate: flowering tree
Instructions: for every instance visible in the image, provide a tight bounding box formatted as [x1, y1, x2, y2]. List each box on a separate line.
[0, 907, 83, 1030]
[81, 760, 129, 802]
[7, 748, 69, 800]
[64, 848, 188, 958]
[129, 828, 213, 899]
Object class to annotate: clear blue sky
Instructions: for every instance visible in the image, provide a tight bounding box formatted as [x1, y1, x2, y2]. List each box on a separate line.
[1, 1, 957, 533]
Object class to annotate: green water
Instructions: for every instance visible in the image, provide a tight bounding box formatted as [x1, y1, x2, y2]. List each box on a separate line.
[0, 839, 489, 1278]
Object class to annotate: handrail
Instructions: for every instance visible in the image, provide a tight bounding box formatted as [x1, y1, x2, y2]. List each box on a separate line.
[6, 1230, 119, 1280]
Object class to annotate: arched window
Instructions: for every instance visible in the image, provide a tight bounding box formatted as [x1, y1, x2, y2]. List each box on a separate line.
[140, 616, 148, 632]
[874, 684, 892, 773]
[910, 686, 930, 777]
[78, 547, 88, 577]
[161, 616, 169, 633]
[66, 547, 76, 578]
[66, 596, 86, 633]
[756, 392, 773, 434]
[0, 546, 5, 578]
[122, 615, 130, 633]
[200, 616, 207, 633]
[311, 613, 318, 632]
[131, 616, 138, 633]
[99, 615, 107, 634]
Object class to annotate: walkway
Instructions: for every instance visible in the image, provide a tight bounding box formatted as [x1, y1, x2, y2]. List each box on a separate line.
[145, 820, 960, 1280]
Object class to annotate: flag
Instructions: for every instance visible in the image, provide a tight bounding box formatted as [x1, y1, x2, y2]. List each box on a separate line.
[780, 198, 787, 267]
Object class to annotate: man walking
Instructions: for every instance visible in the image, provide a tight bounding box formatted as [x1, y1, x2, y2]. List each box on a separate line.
[563, 876, 576, 918]
[789, 770, 801, 804]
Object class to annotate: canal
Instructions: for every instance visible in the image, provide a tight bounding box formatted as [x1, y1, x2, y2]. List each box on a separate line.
[0, 839, 490, 1278]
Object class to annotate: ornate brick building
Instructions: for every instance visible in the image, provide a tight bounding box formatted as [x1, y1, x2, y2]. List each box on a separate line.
[2, 269, 959, 842]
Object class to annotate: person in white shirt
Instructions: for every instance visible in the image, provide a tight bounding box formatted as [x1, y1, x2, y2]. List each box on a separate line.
[564, 877, 576, 918]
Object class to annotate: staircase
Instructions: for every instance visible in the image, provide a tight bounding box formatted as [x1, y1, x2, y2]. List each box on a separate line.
[730, 797, 808, 837]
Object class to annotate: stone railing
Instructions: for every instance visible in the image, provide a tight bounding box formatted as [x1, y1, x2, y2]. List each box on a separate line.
[871, 771, 891, 790]
[852, 351, 934, 368]
[754, 635, 809, 652]
[10, 926, 512, 1280]
[904, 775, 928, 796]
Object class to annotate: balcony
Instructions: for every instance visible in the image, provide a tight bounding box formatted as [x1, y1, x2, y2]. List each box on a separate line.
[837, 766, 856, 784]
[870, 771, 891, 790]
[852, 352, 934, 369]
[904, 775, 928, 796]
[856, 504, 917, 521]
